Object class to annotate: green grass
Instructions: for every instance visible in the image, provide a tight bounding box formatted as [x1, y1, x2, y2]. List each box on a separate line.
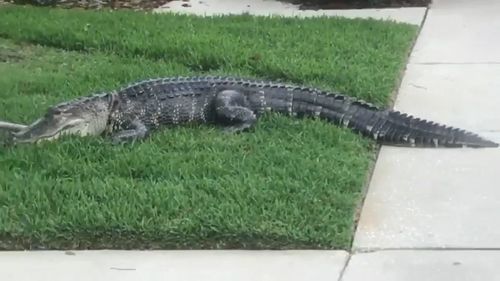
[0, 6, 418, 250]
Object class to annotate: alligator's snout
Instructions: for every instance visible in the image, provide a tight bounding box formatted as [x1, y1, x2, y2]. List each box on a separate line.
[1, 94, 112, 144]
[1, 109, 81, 144]
[0, 120, 28, 145]
[11, 113, 87, 144]
[0, 121, 28, 132]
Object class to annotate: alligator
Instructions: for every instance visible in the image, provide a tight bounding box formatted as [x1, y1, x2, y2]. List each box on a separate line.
[0, 75, 497, 148]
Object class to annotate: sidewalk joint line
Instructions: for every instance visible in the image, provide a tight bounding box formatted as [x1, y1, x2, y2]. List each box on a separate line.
[413, 62, 500, 65]
[337, 252, 352, 281]
[351, 247, 500, 254]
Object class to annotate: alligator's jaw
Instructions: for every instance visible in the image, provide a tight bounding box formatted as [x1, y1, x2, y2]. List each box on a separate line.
[11, 117, 84, 143]
[7, 93, 113, 144]
[0, 120, 28, 132]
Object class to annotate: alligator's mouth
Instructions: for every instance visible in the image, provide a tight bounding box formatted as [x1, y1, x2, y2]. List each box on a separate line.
[15, 126, 69, 143]
[0, 120, 28, 132]
[13, 118, 86, 144]
[0, 120, 27, 144]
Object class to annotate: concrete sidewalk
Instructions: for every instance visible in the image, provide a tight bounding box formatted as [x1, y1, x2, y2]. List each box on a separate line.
[0, 250, 349, 281]
[3, 0, 500, 280]
[354, 0, 500, 250]
[348, 0, 500, 279]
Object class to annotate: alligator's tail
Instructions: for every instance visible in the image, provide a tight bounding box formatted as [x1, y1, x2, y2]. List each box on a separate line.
[286, 91, 498, 148]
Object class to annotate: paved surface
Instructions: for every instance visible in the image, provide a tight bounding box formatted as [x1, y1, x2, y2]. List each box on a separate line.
[409, 0, 500, 63]
[343, 250, 500, 281]
[393, 64, 500, 139]
[354, 147, 500, 249]
[0, 250, 348, 281]
[155, 0, 426, 25]
[354, 0, 500, 250]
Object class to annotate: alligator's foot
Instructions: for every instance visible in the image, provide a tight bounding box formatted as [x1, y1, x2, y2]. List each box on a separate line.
[111, 120, 149, 144]
[221, 123, 255, 134]
[215, 90, 257, 134]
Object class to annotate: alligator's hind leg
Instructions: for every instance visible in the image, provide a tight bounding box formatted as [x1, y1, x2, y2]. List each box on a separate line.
[215, 90, 257, 133]
[111, 119, 149, 144]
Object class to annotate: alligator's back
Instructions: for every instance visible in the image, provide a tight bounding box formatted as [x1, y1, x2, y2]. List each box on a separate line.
[110, 76, 497, 148]
[111, 77, 221, 129]
[111, 76, 297, 128]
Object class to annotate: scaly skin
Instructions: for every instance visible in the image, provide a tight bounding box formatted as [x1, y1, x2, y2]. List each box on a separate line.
[4, 76, 498, 148]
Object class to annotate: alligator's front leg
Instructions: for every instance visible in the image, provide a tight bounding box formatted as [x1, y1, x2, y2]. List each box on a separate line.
[215, 90, 257, 133]
[111, 119, 149, 144]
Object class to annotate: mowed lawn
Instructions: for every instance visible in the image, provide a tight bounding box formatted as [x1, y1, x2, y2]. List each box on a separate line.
[0, 6, 418, 250]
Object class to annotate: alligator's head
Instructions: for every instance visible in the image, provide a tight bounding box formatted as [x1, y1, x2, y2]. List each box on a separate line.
[11, 94, 112, 144]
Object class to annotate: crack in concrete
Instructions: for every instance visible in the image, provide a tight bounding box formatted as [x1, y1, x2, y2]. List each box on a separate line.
[352, 247, 500, 254]
[109, 267, 137, 271]
[409, 83, 428, 90]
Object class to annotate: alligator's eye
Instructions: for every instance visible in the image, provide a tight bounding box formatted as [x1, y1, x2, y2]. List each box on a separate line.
[47, 108, 62, 117]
